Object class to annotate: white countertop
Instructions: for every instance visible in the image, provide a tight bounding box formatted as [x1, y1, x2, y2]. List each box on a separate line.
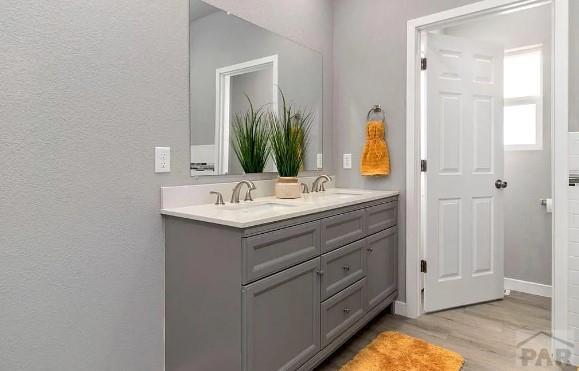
[161, 188, 400, 228]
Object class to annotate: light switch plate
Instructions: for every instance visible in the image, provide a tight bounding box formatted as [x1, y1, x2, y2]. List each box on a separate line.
[316, 154, 323, 169]
[343, 153, 352, 169]
[155, 147, 171, 173]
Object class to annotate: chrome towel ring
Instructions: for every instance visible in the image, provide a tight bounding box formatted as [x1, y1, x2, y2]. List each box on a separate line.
[367, 105, 385, 122]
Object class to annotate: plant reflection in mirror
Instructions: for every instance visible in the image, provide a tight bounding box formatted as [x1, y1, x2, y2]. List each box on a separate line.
[231, 95, 271, 173]
[267, 89, 313, 178]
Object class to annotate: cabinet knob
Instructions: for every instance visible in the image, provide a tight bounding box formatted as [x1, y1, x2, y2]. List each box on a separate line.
[316, 270, 324, 276]
[343, 265, 350, 272]
[367, 247, 373, 253]
[343, 308, 351, 314]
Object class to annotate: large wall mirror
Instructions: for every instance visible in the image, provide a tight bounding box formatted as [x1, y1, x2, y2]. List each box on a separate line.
[189, 0, 323, 176]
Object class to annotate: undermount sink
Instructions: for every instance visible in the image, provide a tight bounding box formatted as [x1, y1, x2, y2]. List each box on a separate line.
[222, 202, 297, 212]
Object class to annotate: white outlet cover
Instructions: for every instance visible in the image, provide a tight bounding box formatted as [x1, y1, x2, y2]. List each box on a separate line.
[316, 153, 323, 169]
[343, 153, 352, 169]
[155, 147, 171, 173]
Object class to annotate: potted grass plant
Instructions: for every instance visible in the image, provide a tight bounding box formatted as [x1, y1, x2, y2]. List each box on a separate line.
[231, 95, 270, 174]
[267, 90, 312, 198]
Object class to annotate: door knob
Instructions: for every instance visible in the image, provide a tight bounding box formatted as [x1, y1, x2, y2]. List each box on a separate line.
[495, 179, 508, 189]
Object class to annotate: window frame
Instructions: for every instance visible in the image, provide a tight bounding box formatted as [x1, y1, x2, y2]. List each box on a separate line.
[503, 44, 544, 151]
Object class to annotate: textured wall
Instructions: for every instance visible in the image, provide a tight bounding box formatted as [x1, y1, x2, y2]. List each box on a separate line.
[444, 5, 552, 285]
[0, 0, 332, 370]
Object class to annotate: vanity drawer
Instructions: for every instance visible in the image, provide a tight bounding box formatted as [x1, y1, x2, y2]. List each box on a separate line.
[366, 201, 397, 235]
[321, 278, 366, 348]
[242, 221, 321, 284]
[321, 209, 366, 253]
[320, 239, 366, 301]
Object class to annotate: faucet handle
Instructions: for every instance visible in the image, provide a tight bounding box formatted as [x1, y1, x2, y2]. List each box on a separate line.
[301, 183, 309, 194]
[210, 191, 225, 205]
[244, 188, 254, 202]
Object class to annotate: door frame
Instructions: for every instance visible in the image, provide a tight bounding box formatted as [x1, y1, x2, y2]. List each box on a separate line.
[405, 0, 569, 351]
[215, 55, 279, 174]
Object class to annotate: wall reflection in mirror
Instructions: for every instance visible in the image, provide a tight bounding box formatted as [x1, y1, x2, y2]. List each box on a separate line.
[189, 0, 323, 176]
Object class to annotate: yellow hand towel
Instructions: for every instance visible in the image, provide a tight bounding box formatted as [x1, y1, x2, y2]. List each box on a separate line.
[360, 120, 390, 176]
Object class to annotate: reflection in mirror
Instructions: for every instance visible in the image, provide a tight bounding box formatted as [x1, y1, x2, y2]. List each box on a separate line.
[189, 0, 323, 176]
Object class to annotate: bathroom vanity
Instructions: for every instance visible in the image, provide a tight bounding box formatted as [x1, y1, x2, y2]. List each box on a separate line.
[163, 189, 399, 371]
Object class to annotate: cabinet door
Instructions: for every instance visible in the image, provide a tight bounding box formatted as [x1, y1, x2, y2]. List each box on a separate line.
[242, 258, 321, 371]
[366, 227, 398, 309]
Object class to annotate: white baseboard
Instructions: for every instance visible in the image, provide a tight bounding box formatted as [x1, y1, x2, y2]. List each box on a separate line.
[504, 277, 552, 298]
[393, 300, 407, 316]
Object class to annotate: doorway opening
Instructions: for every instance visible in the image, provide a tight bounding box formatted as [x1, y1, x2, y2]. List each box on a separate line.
[420, 1, 553, 313]
[406, 0, 569, 363]
[214, 55, 278, 175]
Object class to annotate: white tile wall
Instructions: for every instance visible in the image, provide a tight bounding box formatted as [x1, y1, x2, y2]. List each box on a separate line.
[569, 132, 579, 359]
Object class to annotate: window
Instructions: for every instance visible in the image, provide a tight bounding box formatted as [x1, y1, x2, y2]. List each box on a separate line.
[503, 45, 543, 150]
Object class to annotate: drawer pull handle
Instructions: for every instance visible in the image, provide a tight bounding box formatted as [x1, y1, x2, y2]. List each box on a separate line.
[343, 265, 350, 272]
[343, 308, 351, 314]
[367, 247, 373, 253]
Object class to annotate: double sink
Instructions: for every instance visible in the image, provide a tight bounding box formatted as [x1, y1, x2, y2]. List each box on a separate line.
[222, 191, 366, 213]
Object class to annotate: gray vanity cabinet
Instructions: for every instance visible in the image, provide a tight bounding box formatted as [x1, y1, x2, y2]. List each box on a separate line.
[242, 258, 321, 371]
[366, 227, 398, 309]
[164, 195, 399, 371]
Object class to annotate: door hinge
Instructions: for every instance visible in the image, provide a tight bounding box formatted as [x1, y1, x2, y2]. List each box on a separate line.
[420, 259, 427, 273]
[421, 159, 427, 172]
[421, 57, 427, 71]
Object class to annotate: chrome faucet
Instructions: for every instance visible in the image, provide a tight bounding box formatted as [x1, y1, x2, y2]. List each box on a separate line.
[312, 175, 332, 192]
[230, 180, 256, 203]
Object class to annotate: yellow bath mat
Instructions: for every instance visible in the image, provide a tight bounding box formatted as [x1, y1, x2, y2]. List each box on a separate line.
[340, 331, 464, 371]
[360, 120, 390, 176]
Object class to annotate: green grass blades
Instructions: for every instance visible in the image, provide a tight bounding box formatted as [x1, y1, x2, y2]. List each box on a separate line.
[231, 95, 271, 173]
[267, 89, 313, 177]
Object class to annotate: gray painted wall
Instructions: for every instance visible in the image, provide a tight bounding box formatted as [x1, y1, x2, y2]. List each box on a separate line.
[0, 0, 333, 370]
[443, 5, 552, 285]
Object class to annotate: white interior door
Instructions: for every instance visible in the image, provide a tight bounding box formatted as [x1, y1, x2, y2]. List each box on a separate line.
[424, 33, 505, 313]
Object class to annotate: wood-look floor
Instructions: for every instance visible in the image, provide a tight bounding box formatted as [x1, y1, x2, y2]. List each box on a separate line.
[315, 291, 574, 371]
